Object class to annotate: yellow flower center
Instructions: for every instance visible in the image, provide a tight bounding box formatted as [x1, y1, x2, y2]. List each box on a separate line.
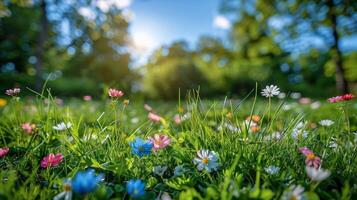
[307, 153, 315, 159]
[64, 184, 71, 191]
[202, 157, 209, 164]
[290, 195, 297, 200]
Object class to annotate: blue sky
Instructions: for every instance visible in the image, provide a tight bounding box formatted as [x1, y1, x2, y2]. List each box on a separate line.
[128, 0, 228, 59]
[74, 0, 356, 64]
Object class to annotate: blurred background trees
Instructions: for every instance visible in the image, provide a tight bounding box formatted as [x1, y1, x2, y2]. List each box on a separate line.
[0, 0, 356, 99]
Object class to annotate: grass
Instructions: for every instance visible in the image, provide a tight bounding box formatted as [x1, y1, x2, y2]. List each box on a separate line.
[0, 89, 357, 200]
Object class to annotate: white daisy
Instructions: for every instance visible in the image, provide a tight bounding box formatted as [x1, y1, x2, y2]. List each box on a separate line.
[261, 85, 280, 98]
[310, 101, 321, 109]
[281, 185, 305, 200]
[53, 122, 72, 131]
[305, 166, 331, 182]
[319, 119, 334, 127]
[53, 179, 72, 200]
[193, 150, 219, 172]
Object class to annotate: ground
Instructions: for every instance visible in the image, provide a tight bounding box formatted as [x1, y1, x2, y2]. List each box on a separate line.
[0, 92, 356, 199]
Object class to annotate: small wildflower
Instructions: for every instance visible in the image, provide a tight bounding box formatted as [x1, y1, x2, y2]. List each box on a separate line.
[265, 165, 280, 175]
[130, 137, 153, 157]
[131, 117, 139, 124]
[22, 123, 36, 134]
[108, 88, 124, 98]
[281, 185, 305, 200]
[148, 112, 162, 123]
[292, 122, 308, 140]
[126, 179, 145, 198]
[246, 115, 261, 123]
[319, 119, 334, 127]
[123, 99, 130, 105]
[299, 97, 311, 104]
[173, 114, 182, 125]
[193, 150, 219, 172]
[144, 104, 153, 112]
[278, 92, 286, 99]
[290, 92, 302, 99]
[0, 98, 7, 107]
[40, 153, 63, 168]
[299, 147, 320, 169]
[328, 94, 355, 103]
[5, 88, 20, 96]
[305, 166, 330, 182]
[153, 165, 167, 176]
[148, 134, 171, 150]
[0, 147, 9, 157]
[310, 101, 321, 109]
[159, 192, 172, 200]
[226, 112, 233, 119]
[342, 93, 355, 101]
[72, 169, 104, 195]
[173, 165, 188, 177]
[261, 85, 280, 98]
[53, 122, 72, 131]
[83, 95, 92, 101]
[53, 179, 72, 200]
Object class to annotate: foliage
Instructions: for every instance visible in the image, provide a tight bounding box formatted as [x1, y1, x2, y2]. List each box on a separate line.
[0, 89, 357, 199]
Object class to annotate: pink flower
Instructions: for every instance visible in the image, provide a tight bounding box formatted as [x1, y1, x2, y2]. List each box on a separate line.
[83, 95, 92, 101]
[328, 94, 355, 103]
[327, 96, 343, 103]
[22, 123, 36, 134]
[299, 97, 311, 104]
[305, 153, 321, 169]
[299, 147, 320, 169]
[148, 112, 162, 123]
[108, 88, 124, 98]
[298, 147, 313, 156]
[40, 153, 63, 168]
[173, 114, 182, 125]
[148, 134, 171, 150]
[5, 88, 20, 96]
[0, 147, 9, 157]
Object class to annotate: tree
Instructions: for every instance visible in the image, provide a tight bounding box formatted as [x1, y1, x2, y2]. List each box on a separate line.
[142, 41, 207, 99]
[272, 0, 357, 93]
[220, 0, 288, 93]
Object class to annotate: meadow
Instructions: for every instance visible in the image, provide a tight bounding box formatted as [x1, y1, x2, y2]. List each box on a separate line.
[0, 87, 357, 200]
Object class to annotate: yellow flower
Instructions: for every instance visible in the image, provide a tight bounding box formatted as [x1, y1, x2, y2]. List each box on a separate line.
[0, 98, 7, 107]
[123, 99, 130, 105]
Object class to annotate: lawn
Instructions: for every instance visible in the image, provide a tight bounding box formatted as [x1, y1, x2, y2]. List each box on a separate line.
[0, 88, 357, 200]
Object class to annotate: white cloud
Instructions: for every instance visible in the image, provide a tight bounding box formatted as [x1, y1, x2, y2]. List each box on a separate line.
[97, 0, 132, 12]
[213, 15, 231, 30]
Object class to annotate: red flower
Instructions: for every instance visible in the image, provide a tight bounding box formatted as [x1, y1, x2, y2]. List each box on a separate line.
[342, 93, 355, 101]
[41, 153, 63, 168]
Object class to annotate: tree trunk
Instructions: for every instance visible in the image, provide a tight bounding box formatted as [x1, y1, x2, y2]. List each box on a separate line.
[328, 0, 349, 94]
[35, 0, 48, 91]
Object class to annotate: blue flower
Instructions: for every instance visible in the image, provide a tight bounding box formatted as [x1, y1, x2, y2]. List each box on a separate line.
[265, 165, 280, 175]
[126, 179, 145, 198]
[71, 169, 104, 195]
[129, 137, 153, 157]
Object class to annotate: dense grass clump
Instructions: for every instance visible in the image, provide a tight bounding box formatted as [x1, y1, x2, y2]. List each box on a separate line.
[0, 89, 356, 200]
